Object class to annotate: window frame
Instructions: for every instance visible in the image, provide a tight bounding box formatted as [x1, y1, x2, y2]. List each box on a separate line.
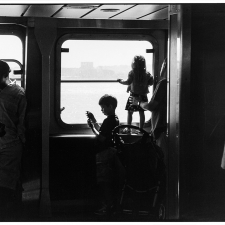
[55, 32, 158, 130]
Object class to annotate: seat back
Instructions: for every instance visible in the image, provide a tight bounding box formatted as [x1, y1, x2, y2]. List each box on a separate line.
[121, 140, 159, 191]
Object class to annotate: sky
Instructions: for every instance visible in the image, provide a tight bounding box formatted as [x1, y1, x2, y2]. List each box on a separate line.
[0, 36, 22, 62]
[62, 40, 153, 69]
[0, 36, 153, 70]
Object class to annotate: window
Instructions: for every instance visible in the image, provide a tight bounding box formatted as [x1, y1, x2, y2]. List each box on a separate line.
[58, 36, 154, 126]
[0, 35, 23, 87]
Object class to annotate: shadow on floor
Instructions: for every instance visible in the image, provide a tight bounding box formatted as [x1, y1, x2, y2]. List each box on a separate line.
[3, 191, 225, 222]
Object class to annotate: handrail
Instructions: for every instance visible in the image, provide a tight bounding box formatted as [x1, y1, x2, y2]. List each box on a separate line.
[61, 79, 117, 83]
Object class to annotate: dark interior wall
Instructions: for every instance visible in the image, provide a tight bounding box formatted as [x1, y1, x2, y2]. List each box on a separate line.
[26, 27, 42, 115]
[187, 4, 225, 207]
[49, 137, 97, 200]
[22, 26, 42, 196]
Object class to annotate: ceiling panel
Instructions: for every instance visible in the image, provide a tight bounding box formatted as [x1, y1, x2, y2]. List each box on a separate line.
[82, 4, 134, 19]
[139, 7, 168, 20]
[24, 5, 63, 17]
[0, 5, 28, 17]
[0, 4, 169, 21]
[53, 5, 100, 18]
[112, 4, 168, 20]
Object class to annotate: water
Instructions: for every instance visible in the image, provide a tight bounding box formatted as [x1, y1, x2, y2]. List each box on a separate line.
[60, 82, 152, 125]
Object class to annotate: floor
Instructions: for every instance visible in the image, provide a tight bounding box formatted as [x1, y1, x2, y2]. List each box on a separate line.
[3, 192, 225, 222]
[10, 200, 164, 222]
[2, 180, 225, 222]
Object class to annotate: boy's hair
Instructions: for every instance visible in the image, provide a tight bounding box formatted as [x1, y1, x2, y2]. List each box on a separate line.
[99, 94, 117, 109]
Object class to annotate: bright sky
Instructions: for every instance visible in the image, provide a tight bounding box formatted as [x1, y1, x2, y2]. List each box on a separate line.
[0, 36, 22, 62]
[62, 40, 153, 69]
[0, 36, 153, 71]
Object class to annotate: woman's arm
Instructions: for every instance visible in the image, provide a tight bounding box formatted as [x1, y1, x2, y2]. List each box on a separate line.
[140, 100, 159, 112]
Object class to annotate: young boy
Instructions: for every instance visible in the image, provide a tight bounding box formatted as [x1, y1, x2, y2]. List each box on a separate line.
[86, 94, 124, 217]
[87, 94, 119, 151]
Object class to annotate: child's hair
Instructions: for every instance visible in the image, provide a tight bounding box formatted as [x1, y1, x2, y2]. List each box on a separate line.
[132, 55, 146, 82]
[99, 94, 117, 109]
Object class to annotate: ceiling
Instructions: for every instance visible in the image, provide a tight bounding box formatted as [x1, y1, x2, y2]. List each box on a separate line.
[0, 4, 169, 20]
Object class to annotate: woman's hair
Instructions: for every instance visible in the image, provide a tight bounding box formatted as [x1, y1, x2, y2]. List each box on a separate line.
[0, 60, 11, 78]
[99, 94, 118, 109]
[132, 55, 146, 82]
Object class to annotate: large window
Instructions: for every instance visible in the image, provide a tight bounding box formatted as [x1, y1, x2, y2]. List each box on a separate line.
[0, 35, 23, 87]
[60, 39, 153, 125]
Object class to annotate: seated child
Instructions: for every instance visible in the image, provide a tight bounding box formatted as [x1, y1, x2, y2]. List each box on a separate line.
[86, 94, 125, 216]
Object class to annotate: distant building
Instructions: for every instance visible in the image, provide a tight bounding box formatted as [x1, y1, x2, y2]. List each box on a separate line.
[62, 62, 126, 80]
[80, 62, 93, 69]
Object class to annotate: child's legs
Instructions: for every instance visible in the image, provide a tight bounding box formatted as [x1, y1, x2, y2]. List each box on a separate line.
[139, 110, 145, 129]
[127, 110, 133, 125]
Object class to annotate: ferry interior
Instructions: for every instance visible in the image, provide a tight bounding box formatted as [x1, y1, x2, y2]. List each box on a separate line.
[0, 2, 225, 222]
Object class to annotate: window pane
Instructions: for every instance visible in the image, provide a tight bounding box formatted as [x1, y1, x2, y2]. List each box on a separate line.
[0, 36, 22, 62]
[61, 40, 153, 124]
[0, 35, 22, 86]
[61, 82, 151, 124]
[8, 61, 22, 86]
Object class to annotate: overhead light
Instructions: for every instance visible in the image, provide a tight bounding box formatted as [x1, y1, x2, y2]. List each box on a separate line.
[65, 4, 99, 9]
[101, 8, 120, 12]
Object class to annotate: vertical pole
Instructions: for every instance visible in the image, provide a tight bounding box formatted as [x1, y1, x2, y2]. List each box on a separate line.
[167, 4, 192, 219]
[34, 18, 57, 217]
[167, 5, 180, 219]
[178, 5, 191, 217]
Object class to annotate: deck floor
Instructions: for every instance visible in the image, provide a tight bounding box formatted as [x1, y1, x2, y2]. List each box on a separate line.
[3, 194, 225, 222]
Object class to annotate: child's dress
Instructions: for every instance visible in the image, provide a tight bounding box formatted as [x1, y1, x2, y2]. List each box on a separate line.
[121, 70, 153, 112]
